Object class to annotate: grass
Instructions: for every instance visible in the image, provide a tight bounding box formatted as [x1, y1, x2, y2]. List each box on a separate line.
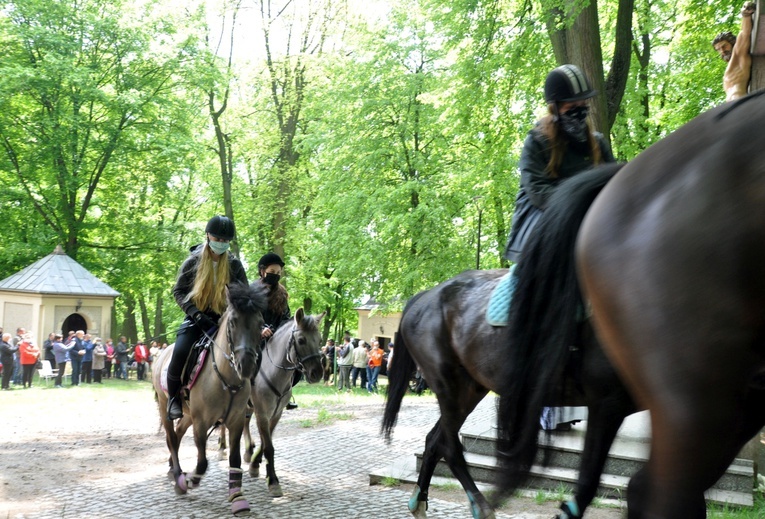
[380, 476, 401, 487]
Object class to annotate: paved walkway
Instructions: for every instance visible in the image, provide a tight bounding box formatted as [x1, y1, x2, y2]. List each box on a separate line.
[4, 392, 517, 519]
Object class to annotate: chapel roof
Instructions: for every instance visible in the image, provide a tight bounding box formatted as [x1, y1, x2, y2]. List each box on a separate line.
[0, 245, 120, 297]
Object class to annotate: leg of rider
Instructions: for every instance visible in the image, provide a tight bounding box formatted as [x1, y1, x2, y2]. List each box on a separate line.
[166, 320, 201, 420]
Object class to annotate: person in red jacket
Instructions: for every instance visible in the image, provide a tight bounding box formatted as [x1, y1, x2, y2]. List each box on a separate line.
[19, 335, 40, 388]
[133, 341, 149, 381]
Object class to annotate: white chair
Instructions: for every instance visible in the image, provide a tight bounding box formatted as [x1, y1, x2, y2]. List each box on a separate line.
[37, 360, 59, 387]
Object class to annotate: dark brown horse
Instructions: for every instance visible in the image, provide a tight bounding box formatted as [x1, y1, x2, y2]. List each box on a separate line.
[382, 218, 638, 519]
[495, 92, 765, 518]
[153, 282, 267, 515]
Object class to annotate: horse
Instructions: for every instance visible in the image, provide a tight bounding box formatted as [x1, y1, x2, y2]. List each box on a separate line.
[382, 241, 638, 519]
[493, 91, 765, 518]
[242, 309, 325, 496]
[152, 282, 268, 515]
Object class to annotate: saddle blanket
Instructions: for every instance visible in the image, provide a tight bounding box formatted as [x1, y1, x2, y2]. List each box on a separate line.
[160, 347, 208, 393]
[486, 264, 518, 327]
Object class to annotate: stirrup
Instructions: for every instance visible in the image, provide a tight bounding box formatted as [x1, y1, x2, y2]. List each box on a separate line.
[167, 395, 183, 420]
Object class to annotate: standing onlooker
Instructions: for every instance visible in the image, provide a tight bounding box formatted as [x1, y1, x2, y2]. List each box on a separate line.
[115, 336, 128, 380]
[322, 339, 336, 386]
[92, 338, 106, 383]
[351, 340, 369, 389]
[336, 336, 354, 391]
[148, 341, 160, 375]
[104, 338, 115, 378]
[1, 333, 19, 390]
[386, 342, 395, 375]
[81, 334, 94, 384]
[20, 334, 40, 388]
[366, 340, 384, 393]
[69, 331, 85, 386]
[43, 332, 56, 370]
[12, 327, 25, 386]
[52, 333, 74, 388]
[133, 341, 149, 381]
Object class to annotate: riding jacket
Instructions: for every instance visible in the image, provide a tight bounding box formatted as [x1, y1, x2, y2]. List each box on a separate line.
[504, 126, 615, 262]
[173, 244, 249, 321]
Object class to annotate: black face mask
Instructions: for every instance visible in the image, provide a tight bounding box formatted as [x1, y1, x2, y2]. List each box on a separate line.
[559, 105, 590, 143]
[264, 273, 280, 286]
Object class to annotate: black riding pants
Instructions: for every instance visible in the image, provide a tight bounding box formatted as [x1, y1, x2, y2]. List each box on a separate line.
[167, 319, 204, 387]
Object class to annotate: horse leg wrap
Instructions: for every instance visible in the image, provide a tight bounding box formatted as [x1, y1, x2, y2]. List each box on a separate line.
[557, 498, 581, 519]
[228, 468, 250, 514]
[408, 485, 428, 513]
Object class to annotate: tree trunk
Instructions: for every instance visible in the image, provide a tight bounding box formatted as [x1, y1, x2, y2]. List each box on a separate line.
[122, 295, 139, 344]
[153, 292, 165, 341]
[138, 295, 151, 343]
[546, 0, 635, 136]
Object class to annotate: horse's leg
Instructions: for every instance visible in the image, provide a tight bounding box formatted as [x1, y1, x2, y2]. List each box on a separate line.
[218, 424, 228, 460]
[227, 418, 251, 515]
[413, 386, 491, 519]
[256, 409, 283, 496]
[562, 400, 630, 519]
[176, 418, 209, 493]
[161, 413, 186, 493]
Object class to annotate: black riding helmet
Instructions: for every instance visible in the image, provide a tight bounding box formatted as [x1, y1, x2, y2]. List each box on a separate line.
[544, 64, 597, 104]
[205, 215, 236, 241]
[257, 252, 285, 271]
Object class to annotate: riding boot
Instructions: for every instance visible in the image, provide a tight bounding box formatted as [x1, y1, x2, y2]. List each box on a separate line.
[166, 374, 183, 421]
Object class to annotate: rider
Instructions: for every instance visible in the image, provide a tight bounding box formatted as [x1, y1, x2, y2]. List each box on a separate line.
[166, 215, 248, 421]
[255, 252, 298, 408]
[503, 65, 615, 434]
[503, 64, 615, 262]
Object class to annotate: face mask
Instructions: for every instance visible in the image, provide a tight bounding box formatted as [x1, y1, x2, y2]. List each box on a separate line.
[264, 272, 280, 286]
[208, 240, 230, 255]
[559, 105, 590, 143]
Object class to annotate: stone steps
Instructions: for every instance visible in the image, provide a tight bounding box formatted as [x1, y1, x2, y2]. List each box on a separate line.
[371, 400, 755, 509]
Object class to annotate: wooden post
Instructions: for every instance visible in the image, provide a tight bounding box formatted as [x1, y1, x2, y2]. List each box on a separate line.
[750, 0, 765, 91]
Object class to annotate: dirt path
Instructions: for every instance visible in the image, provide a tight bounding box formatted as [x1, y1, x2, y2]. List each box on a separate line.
[0, 380, 625, 518]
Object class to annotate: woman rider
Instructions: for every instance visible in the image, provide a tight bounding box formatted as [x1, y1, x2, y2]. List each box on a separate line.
[256, 253, 291, 342]
[166, 215, 248, 421]
[255, 252, 299, 409]
[503, 64, 615, 262]
[503, 64, 615, 432]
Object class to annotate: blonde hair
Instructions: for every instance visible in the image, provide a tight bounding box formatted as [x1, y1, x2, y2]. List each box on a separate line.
[539, 106, 602, 178]
[185, 244, 231, 315]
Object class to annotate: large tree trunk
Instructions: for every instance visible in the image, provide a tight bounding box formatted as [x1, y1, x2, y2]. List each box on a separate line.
[121, 295, 139, 344]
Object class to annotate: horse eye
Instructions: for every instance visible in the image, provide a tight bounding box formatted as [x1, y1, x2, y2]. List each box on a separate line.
[298, 338, 306, 345]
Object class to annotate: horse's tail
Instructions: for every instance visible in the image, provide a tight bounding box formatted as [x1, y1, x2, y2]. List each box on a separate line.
[494, 163, 625, 499]
[381, 295, 423, 442]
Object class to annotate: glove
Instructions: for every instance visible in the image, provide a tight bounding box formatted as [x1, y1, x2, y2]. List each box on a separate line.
[193, 312, 217, 331]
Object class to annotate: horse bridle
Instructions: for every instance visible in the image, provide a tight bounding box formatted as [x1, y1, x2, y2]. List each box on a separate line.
[265, 326, 322, 374]
[260, 326, 322, 406]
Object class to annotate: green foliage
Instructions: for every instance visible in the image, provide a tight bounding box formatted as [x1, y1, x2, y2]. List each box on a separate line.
[0, 0, 748, 341]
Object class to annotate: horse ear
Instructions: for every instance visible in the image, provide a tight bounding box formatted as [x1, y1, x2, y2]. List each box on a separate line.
[315, 310, 326, 324]
[294, 308, 305, 324]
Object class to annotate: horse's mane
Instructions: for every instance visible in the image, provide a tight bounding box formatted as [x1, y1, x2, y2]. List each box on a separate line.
[494, 162, 625, 501]
[227, 282, 268, 315]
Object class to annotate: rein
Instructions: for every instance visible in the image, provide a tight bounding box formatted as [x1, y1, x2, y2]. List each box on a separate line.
[261, 326, 322, 407]
[203, 316, 249, 428]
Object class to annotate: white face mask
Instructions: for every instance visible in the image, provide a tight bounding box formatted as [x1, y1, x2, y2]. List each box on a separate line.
[208, 240, 230, 255]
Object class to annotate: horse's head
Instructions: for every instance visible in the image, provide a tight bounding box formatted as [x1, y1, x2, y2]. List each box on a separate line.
[223, 282, 268, 379]
[287, 308, 325, 384]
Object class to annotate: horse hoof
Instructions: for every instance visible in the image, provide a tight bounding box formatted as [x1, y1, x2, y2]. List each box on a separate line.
[231, 498, 250, 515]
[411, 504, 427, 519]
[268, 483, 283, 497]
[175, 473, 188, 494]
[249, 465, 259, 478]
